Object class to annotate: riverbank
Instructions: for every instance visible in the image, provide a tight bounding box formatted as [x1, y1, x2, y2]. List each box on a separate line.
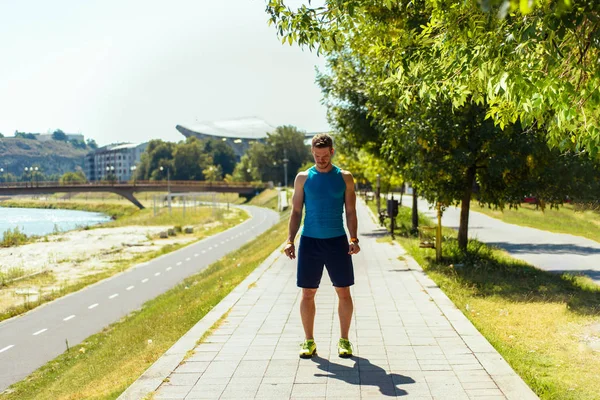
[0, 193, 249, 322]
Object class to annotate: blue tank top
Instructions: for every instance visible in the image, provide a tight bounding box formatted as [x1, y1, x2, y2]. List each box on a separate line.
[301, 165, 346, 239]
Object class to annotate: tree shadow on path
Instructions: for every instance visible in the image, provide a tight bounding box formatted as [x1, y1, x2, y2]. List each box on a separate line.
[310, 355, 416, 397]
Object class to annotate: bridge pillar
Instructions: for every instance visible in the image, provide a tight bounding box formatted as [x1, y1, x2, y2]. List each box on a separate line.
[112, 190, 145, 210]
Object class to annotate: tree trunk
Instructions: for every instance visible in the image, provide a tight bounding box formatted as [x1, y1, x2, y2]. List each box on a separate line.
[458, 166, 476, 250]
[412, 187, 419, 233]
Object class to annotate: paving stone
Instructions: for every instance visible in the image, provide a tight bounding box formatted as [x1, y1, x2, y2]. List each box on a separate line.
[290, 383, 327, 397]
[163, 373, 200, 386]
[154, 384, 192, 399]
[185, 383, 227, 399]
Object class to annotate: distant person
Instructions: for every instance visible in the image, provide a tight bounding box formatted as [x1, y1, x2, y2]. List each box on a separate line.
[284, 133, 360, 359]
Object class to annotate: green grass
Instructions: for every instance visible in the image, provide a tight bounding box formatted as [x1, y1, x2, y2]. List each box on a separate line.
[1, 212, 289, 400]
[368, 202, 600, 400]
[0, 227, 28, 247]
[247, 188, 288, 211]
[473, 202, 600, 243]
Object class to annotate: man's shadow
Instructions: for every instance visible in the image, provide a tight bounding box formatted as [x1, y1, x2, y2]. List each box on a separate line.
[310, 355, 415, 396]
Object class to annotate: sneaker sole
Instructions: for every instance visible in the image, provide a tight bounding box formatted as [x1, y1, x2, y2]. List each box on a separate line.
[338, 352, 352, 358]
[299, 349, 317, 359]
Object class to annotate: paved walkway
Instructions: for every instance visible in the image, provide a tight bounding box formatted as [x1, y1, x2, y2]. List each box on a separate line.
[119, 201, 538, 400]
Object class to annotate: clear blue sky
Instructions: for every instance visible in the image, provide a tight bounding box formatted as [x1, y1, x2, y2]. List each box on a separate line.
[0, 0, 328, 146]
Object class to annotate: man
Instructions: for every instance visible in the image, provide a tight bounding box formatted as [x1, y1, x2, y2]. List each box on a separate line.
[284, 133, 360, 359]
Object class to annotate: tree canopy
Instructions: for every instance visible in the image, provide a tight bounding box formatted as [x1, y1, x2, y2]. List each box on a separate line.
[266, 0, 600, 152]
[267, 0, 600, 248]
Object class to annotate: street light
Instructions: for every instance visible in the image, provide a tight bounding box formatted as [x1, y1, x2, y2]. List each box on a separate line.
[0, 167, 4, 185]
[33, 166, 39, 187]
[130, 165, 137, 185]
[106, 165, 115, 184]
[160, 166, 171, 215]
[24, 167, 29, 187]
[283, 149, 289, 188]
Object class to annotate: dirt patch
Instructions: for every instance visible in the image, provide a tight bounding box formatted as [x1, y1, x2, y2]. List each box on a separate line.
[0, 225, 199, 314]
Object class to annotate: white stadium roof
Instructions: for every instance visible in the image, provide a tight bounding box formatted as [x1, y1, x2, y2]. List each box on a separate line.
[177, 117, 276, 140]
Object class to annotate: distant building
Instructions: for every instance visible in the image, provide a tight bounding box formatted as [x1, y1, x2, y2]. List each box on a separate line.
[84, 142, 148, 182]
[176, 117, 316, 161]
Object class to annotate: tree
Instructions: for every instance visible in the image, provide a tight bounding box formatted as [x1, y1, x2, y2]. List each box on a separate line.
[203, 139, 237, 176]
[86, 138, 98, 149]
[15, 131, 36, 140]
[231, 154, 260, 182]
[246, 125, 311, 184]
[137, 139, 176, 180]
[305, 14, 600, 249]
[173, 137, 212, 180]
[52, 129, 68, 141]
[203, 165, 223, 182]
[60, 170, 87, 184]
[69, 139, 87, 149]
[266, 1, 600, 152]
[0, 133, 4, 138]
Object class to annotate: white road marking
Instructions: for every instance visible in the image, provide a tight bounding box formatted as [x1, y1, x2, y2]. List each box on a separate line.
[126, 286, 134, 291]
[214, 244, 219, 248]
[63, 315, 75, 321]
[201, 250, 206, 254]
[155, 272, 161, 276]
[142, 278, 149, 283]
[33, 329, 47, 336]
[208, 246, 213, 250]
[166, 267, 172, 271]
[88, 303, 99, 309]
[194, 253, 199, 257]
[176, 262, 182, 266]
[186, 257, 190, 261]
[0, 345, 14, 354]
[109, 294, 119, 299]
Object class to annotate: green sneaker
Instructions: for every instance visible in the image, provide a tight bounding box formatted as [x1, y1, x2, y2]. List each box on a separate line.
[299, 339, 317, 358]
[338, 338, 353, 358]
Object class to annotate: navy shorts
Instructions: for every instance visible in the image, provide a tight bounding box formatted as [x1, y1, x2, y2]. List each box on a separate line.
[297, 235, 354, 288]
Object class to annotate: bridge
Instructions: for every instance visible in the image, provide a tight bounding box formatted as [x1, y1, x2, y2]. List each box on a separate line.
[0, 181, 266, 209]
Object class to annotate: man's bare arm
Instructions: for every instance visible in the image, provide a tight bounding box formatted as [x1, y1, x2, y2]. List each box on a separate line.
[288, 173, 306, 242]
[343, 171, 358, 239]
[284, 173, 306, 259]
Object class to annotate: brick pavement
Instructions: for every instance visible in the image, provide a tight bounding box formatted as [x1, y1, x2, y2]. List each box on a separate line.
[119, 201, 538, 400]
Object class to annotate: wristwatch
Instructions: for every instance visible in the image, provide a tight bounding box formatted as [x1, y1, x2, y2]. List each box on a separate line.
[350, 237, 359, 244]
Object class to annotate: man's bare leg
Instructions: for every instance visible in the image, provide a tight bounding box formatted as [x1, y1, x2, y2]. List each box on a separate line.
[335, 286, 353, 339]
[300, 288, 318, 339]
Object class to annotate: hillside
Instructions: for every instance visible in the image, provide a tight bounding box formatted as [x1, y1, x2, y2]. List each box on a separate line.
[0, 137, 89, 178]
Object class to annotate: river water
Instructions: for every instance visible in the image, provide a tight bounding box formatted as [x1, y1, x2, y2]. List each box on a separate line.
[0, 207, 110, 237]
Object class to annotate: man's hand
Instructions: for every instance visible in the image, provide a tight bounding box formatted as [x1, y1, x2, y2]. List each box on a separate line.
[348, 243, 360, 255]
[284, 243, 296, 259]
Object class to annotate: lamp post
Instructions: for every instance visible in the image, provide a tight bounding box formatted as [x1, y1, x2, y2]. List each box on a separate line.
[106, 165, 115, 184]
[24, 167, 29, 187]
[130, 165, 137, 186]
[0, 167, 3, 185]
[160, 166, 171, 215]
[33, 166, 39, 187]
[283, 149, 289, 188]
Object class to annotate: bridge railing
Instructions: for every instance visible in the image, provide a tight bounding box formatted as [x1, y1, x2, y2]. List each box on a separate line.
[0, 180, 267, 189]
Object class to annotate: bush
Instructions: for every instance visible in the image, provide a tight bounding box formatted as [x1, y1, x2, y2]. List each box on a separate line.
[1, 227, 28, 247]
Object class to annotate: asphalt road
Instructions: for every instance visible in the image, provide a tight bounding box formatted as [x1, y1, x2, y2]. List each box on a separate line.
[0, 205, 279, 392]
[399, 196, 600, 284]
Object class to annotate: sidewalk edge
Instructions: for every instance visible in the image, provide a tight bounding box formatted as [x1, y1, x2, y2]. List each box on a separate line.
[117, 244, 284, 400]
